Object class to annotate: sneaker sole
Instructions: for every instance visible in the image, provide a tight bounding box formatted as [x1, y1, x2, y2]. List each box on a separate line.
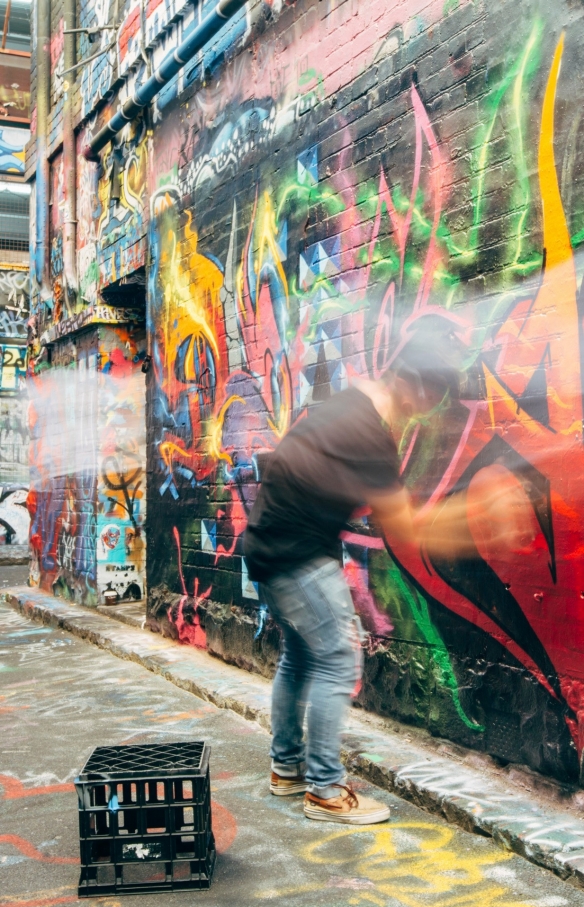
[304, 805, 390, 824]
[270, 782, 308, 796]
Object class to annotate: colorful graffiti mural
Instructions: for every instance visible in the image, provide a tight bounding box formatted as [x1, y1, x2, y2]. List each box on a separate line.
[0, 266, 30, 530]
[77, 0, 251, 120]
[0, 268, 29, 339]
[97, 328, 147, 602]
[95, 121, 148, 288]
[28, 335, 99, 598]
[0, 128, 28, 175]
[78, 0, 115, 120]
[0, 53, 30, 124]
[29, 326, 146, 602]
[143, 1, 584, 781]
[0, 484, 29, 543]
[71, 121, 148, 317]
[0, 393, 28, 487]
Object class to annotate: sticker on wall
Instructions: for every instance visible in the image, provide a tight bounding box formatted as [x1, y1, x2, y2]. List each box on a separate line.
[299, 237, 341, 292]
[100, 523, 121, 555]
[0, 128, 29, 175]
[297, 146, 318, 186]
[241, 559, 259, 600]
[0, 345, 26, 390]
[201, 519, 217, 554]
[102, 564, 143, 602]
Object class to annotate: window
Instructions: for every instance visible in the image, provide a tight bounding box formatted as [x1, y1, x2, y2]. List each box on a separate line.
[0, 0, 31, 54]
[0, 181, 29, 252]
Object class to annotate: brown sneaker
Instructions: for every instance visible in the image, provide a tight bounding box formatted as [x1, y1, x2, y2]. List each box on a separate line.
[304, 784, 390, 824]
[270, 770, 308, 796]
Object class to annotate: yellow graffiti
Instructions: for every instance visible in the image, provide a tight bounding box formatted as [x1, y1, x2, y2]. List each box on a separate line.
[233, 188, 293, 441]
[536, 32, 580, 432]
[267, 386, 291, 439]
[96, 125, 147, 250]
[237, 191, 289, 327]
[159, 440, 190, 471]
[257, 191, 289, 307]
[0, 85, 29, 112]
[153, 194, 235, 476]
[122, 140, 147, 212]
[485, 33, 580, 435]
[207, 395, 245, 465]
[538, 34, 570, 270]
[260, 821, 538, 907]
[161, 208, 223, 394]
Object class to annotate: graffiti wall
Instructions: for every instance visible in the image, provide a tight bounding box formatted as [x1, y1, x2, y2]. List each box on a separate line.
[0, 268, 29, 340]
[0, 127, 29, 175]
[28, 324, 146, 602]
[141, 0, 584, 782]
[29, 333, 99, 598]
[49, 153, 65, 322]
[0, 52, 30, 125]
[96, 327, 147, 602]
[0, 265, 29, 542]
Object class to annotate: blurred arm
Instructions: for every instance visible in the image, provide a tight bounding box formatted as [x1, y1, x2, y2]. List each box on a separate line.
[367, 487, 477, 559]
[368, 470, 537, 560]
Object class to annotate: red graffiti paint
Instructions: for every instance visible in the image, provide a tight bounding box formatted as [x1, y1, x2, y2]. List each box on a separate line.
[0, 775, 74, 800]
[170, 526, 208, 647]
[118, 5, 141, 70]
[0, 835, 78, 865]
[1, 897, 78, 907]
[211, 800, 237, 853]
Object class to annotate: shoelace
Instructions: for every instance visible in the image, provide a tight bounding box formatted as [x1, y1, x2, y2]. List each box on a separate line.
[331, 783, 359, 808]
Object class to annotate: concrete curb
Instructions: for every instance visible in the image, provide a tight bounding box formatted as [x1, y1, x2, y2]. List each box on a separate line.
[5, 587, 584, 888]
[0, 546, 30, 566]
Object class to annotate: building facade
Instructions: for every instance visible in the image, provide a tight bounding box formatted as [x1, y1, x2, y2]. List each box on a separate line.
[0, 0, 31, 546]
[26, 0, 584, 783]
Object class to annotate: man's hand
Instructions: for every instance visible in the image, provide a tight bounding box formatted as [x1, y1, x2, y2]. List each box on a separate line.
[368, 466, 538, 561]
[465, 465, 539, 558]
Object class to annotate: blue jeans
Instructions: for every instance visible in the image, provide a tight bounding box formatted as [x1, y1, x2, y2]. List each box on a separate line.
[260, 557, 363, 799]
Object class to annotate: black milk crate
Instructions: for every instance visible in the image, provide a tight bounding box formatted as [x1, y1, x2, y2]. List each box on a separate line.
[75, 741, 215, 896]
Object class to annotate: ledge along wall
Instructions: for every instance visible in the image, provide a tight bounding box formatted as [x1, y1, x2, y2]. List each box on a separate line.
[27, 0, 584, 783]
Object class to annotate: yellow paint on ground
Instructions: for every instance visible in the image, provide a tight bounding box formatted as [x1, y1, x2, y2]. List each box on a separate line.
[260, 821, 538, 907]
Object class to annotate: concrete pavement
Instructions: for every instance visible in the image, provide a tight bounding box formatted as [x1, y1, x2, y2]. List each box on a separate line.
[2, 598, 584, 907]
[5, 587, 584, 893]
[1, 564, 30, 590]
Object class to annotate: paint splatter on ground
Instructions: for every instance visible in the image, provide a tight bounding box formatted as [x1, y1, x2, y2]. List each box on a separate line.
[0, 600, 582, 907]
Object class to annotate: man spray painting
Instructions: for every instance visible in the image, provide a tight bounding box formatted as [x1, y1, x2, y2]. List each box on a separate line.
[244, 329, 536, 824]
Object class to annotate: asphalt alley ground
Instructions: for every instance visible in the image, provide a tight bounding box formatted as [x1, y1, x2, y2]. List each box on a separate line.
[0, 566, 29, 590]
[1, 601, 583, 907]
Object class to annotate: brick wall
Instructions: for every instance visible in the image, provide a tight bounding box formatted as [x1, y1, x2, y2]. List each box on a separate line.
[96, 325, 147, 604]
[28, 323, 147, 603]
[143, 0, 584, 782]
[28, 330, 99, 599]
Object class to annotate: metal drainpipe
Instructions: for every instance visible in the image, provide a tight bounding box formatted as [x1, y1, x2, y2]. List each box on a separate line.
[83, 0, 247, 161]
[34, 0, 51, 301]
[62, 0, 78, 306]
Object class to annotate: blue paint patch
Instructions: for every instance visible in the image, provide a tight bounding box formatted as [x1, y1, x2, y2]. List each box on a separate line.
[297, 145, 318, 186]
[254, 603, 268, 639]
